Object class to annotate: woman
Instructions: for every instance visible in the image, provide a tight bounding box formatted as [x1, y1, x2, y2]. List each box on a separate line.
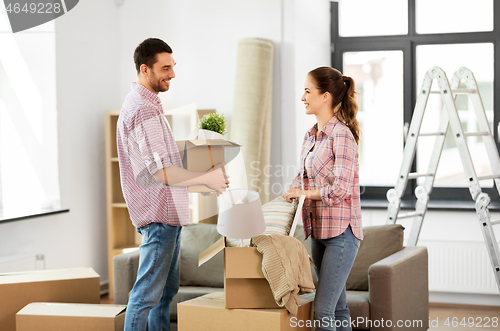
[285, 67, 363, 331]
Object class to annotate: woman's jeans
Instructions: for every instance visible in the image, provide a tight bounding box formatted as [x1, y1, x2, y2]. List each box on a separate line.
[124, 223, 182, 331]
[311, 225, 360, 331]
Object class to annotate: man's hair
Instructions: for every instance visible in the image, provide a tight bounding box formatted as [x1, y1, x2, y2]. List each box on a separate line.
[134, 38, 173, 74]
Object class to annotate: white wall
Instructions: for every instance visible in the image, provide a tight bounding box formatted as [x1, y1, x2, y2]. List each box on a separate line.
[0, 0, 120, 284]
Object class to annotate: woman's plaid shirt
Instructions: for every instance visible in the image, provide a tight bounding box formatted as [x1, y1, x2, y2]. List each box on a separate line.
[290, 116, 363, 240]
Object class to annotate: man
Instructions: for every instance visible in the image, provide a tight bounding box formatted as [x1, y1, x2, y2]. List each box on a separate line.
[117, 38, 228, 331]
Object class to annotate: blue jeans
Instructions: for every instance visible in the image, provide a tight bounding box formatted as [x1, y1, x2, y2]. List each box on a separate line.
[311, 225, 360, 331]
[124, 223, 182, 331]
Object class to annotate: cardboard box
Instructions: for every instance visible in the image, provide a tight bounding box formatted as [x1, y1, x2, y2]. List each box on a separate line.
[0, 267, 100, 331]
[178, 292, 312, 331]
[16, 303, 126, 331]
[200, 237, 279, 309]
[176, 139, 240, 192]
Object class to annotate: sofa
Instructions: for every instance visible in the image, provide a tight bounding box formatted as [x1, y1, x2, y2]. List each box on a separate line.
[113, 222, 429, 330]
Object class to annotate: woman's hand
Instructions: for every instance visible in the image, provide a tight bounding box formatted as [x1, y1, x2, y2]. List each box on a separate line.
[285, 189, 322, 202]
[285, 188, 304, 202]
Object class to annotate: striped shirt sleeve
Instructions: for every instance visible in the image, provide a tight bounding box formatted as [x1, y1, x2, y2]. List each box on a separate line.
[134, 106, 173, 175]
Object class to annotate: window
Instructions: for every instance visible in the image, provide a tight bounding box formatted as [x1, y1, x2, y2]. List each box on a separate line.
[344, 51, 404, 186]
[331, 0, 500, 207]
[339, 0, 408, 37]
[0, 6, 61, 220]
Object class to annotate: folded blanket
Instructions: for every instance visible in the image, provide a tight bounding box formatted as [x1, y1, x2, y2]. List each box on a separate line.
[252, 234, 315, 315]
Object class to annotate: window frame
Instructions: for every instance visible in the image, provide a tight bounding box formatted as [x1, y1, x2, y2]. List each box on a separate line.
[331, 0, 500, 209]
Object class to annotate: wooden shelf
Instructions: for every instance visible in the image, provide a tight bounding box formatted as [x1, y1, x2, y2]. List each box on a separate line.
[105, 110, 132, 300]
[113, 246, 139, 255]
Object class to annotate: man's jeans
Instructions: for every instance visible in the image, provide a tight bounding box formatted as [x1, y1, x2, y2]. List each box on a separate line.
[311, 225, 360, 331]
[124, 223, 182, 331]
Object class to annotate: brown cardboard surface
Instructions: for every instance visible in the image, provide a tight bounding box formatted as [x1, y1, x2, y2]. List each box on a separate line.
[177, 292, 312, 331]
[224, 246, 279, 309]
[198, 237, 225, 267]
[199, 238, 278, 309]
[176, 139, 240, 193]
[224, 278, 278, 309]
[16, 303, 126, 331]
[224, 247, 264, 278]
[0, 268, 100, 331]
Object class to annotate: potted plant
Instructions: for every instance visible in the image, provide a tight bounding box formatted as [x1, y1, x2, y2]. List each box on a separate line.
[198, 111, 228, 139]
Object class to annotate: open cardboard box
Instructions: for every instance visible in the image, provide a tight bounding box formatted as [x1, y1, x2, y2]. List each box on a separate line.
[0, 267, 100, 331]
[176, 139, 240, 193]
[16, 303, 126, 331]
[199, 196, 306, 309]
[177, 292, 313, 331]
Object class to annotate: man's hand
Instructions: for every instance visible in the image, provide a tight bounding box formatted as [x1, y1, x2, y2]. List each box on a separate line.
[204, 164, 230, 196]
[284, 188, 304, 202]
[153, 163, 229, 196]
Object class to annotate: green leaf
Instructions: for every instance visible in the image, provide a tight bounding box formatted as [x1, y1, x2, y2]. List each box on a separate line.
[199, 112, 228, 135]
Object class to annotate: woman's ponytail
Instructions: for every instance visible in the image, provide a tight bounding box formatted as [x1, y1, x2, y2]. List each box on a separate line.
[338, 76, 361, 144]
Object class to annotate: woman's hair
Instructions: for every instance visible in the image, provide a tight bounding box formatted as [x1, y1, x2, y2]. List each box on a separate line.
[308, 67, 360, 144]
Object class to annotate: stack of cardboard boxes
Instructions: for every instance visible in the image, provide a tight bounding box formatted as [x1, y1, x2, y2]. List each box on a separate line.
[177, 237, 313, 331]
[0, 267, 126, 331]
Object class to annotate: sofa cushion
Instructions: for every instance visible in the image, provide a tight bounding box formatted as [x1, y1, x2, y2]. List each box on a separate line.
[180, 223, 224, 287]
[346, 291, 370, 330]
[346, 224, 404, 291]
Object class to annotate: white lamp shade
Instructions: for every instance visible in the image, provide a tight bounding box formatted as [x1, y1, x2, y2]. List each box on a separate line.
[217, 189, 265, 239]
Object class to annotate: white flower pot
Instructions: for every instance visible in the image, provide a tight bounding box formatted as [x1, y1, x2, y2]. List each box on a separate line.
[198, 129, 223, 139]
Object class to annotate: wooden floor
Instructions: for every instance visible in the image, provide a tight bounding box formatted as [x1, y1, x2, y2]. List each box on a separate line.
[429, 304, 500, 331]
[101, 294, 499, 330]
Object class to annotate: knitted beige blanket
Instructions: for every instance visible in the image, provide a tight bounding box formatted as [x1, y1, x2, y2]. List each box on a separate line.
[252, 234, 315, 315]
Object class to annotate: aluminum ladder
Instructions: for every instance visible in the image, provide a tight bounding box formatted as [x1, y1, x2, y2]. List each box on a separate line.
[386, 66, 500, 291]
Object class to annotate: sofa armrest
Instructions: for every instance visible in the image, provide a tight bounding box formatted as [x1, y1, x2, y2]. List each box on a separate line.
[113, 249, 140, 305]
[368, 246, 429, 331]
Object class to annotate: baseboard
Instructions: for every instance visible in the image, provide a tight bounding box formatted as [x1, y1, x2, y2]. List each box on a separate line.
[100, 280, 109, 296]
[430, 291, 500, 307]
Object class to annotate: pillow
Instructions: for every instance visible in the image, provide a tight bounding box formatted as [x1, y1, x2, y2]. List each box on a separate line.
[261, 195, 299, 236]
[346, 224, 404, 291]
[180, 223, 224, 287]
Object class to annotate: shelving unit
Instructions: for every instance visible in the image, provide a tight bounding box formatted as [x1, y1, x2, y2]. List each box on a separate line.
[105, 108, 216, 299]
[105, 110, 138, 300]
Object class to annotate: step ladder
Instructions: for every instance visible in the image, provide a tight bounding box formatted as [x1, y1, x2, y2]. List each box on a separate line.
[386, 66, 500, 291]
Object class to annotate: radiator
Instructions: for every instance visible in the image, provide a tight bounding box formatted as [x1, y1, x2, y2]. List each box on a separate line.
[419, 240, 498, 294]
[0, 254, 42, 273]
